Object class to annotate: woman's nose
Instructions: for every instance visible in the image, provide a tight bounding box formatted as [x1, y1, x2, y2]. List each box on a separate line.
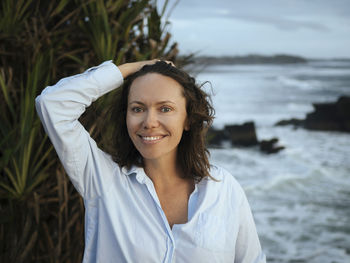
[143, 110, 159, 129]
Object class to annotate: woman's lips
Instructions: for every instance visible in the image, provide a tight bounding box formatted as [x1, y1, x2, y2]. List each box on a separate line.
[138, 135, 166, 143]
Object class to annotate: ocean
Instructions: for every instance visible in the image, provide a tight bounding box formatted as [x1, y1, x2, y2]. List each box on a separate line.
[194, 60, 350, 262]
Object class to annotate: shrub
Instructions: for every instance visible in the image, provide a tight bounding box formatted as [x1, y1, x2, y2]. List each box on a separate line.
[0, 0, 179, 261]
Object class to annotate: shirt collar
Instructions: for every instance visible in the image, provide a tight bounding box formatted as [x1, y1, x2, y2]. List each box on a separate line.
[121, 165, 148, 184]
[121, 165, 208, 186]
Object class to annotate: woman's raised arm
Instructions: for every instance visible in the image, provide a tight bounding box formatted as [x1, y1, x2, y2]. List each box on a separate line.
[35, 61, 123, 198]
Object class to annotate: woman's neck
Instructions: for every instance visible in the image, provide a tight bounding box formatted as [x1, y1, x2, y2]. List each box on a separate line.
[143, 156, 186, 190]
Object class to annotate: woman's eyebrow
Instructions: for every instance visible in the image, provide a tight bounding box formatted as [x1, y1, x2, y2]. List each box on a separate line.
[128, 100, 176, 105]
[128, 101, 145, 105]
[156, 100, 176, 105]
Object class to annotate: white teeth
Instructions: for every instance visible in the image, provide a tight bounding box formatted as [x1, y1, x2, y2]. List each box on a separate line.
[142, 136, 162, 141]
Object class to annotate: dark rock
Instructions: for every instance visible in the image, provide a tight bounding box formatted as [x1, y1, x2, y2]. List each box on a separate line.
[337, 96, 350, 120]
[304, 96, 350, 132]
[275, 96, 350, 133]
[206, 127, 229, 147]
[224, 122, 258, 146]
[206, 122, 285, 154]
[275, 118, 304, 127]
[259, 138, 285, 154]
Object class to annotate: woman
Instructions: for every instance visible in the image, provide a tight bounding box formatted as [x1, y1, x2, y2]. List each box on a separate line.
[36, 59, 266, 263]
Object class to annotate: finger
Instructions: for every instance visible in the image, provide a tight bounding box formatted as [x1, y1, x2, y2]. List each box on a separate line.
[152, 59, 175, 67]
[166, 60, 175, 67]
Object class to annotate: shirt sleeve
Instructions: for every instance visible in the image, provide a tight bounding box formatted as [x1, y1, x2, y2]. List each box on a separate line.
[235, 190, 266, 263]
[35, 61, 124, 199]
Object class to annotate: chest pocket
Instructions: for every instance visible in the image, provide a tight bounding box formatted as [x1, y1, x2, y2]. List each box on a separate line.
[194, 213, 233, 252]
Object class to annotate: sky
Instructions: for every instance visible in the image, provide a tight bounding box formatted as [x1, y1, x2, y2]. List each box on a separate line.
[157, 0, 350, 59]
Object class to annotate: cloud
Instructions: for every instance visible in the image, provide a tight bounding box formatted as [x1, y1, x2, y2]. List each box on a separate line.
[166, 0, 350, 18]
[163, 1, 334, 32]
[159, 0, 350, 58]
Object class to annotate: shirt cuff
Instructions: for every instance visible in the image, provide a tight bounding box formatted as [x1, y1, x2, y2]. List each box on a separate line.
[87, 60, 124, 97]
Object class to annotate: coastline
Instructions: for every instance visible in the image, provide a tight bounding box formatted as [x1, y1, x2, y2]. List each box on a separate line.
[192, 54, 308, 65]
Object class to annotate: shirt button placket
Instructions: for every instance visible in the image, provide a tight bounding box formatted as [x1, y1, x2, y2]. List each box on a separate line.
[165, 236, 175, 263]
[143, 177, 176, 262]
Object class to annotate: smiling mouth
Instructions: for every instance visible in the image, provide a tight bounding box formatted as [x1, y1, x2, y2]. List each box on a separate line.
[139, 135, 165, 142]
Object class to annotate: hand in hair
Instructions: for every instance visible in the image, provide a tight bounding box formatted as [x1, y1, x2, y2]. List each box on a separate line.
[119, 59, 174, 79]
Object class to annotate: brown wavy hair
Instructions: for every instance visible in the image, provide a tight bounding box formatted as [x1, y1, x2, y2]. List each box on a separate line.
[110, 61, 214, 182]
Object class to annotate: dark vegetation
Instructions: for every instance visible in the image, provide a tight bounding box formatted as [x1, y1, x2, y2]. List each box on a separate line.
[0, 0, 184, 261]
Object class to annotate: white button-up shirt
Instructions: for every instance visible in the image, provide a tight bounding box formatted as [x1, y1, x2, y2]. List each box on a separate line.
[35, 61, 266, 263]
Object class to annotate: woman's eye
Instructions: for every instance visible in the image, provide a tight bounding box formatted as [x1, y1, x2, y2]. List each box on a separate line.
[131, 107, 143, 113]
[160, 107, 172, 113]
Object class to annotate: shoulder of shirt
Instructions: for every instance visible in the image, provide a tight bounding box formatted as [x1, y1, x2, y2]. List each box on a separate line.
[208, 164, 245, 193]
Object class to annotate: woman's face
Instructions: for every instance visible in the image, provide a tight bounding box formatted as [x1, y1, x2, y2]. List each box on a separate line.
[126, 73, 189, 163]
